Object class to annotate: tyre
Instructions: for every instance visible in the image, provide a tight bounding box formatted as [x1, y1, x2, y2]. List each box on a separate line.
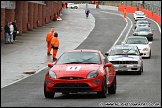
[97, 77, 108, 98]
[141, 64, 143, 72]
[148, 50, 151, 59]
[137, 65, 143, 75]
[74, 6, 78, 9]
[108, 76, 116, 94]
[44, 83, 55, 98]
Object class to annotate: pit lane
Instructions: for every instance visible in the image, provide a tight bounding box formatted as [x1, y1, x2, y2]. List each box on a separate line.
[1, 8, 161, 107]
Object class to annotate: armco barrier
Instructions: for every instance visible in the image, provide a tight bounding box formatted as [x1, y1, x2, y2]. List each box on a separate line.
[118, 5, 161, 25]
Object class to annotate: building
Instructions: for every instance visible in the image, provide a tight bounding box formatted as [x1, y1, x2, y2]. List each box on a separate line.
[1, 1, 63, 40]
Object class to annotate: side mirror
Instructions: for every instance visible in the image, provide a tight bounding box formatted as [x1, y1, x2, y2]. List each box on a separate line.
[140, 53, 143, 56]
[105, 63, 112, 67]
[48, 63, 53, 68]
[105, 52, 109, 56]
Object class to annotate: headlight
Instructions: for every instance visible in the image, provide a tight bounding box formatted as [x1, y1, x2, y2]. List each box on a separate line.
[87, 70, 98, 78]
[48, 70, 56, 78]
[143, 48, 149, 51]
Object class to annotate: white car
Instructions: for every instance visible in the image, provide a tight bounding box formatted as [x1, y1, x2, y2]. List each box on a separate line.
[133, 11, 146, 21]
[105, 45, 143, 75]
[122, 36, 152, 58]
[67, 3, 79, 9]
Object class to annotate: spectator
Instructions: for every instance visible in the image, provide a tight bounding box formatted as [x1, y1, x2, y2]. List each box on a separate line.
[12, 20, 18, 41]
[4, 22, 10, 44]
[9, 22, 14, 44]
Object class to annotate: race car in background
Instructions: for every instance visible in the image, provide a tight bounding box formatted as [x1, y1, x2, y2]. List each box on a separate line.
[133, 26, 154, 41]
[133, 11, 146, 21]
[122, 36, 152, 58]
[134, 20, 151, 29]
[105, 45, 143, 75]
[44, 49, 116, 98]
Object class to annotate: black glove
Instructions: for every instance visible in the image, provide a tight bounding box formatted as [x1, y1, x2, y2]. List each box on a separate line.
[52, 45, 55, 49]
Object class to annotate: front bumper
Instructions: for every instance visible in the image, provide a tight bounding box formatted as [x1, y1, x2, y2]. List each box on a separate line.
[45, 76, 103, 93]
[113, 64, 141, 72]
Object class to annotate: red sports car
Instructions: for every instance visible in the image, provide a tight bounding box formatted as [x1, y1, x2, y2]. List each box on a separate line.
[44, 49, 116, 98]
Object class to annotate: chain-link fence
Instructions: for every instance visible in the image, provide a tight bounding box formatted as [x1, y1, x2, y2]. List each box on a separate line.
[65, 1, 161, 16]
[98, 1, 161, 16]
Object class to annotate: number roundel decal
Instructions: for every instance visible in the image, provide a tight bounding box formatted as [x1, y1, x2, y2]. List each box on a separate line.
[66, 66, 81, 71]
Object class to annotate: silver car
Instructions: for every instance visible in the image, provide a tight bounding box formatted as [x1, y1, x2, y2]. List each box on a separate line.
[133, 26, 154, 41]
[134, 20, 151, 29]
[105, 45, 143, 75]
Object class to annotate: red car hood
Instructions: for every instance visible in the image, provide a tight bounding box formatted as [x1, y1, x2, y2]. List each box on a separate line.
[50, 64, 100, 78]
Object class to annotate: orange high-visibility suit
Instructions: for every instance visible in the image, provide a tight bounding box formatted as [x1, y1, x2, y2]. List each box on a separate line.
[123, 8, 127, 18]
[46, 30, 54, 55]
[51, 33, 59, 60]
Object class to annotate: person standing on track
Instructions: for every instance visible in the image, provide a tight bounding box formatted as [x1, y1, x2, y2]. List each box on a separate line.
[51, 32, 60, 61]
[46, 28, 54, 55]
[123, 8, 127, 18]
[85, 8, 90, 18]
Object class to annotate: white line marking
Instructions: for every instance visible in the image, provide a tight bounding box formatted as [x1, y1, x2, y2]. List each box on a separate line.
[123, 17, 133, 42]
[101, 11, 132, 52]
[1, 66, 48, 88]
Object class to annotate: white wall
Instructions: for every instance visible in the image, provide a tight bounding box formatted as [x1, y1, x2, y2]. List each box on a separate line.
[78, 4, 118, 11]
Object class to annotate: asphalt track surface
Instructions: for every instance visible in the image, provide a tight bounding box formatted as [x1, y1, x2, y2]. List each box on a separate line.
[1, 8, 161, 107]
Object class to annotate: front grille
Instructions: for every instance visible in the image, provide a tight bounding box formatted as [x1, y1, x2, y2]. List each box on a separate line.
[59, 77, 84, 80]
[131, 68, 138, 70]
[53, 83, 90, 92]
[110, 61, 138, 64]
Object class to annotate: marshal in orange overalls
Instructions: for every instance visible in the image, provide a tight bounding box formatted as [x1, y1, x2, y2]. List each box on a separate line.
[123, 8, 127, 18]
[51, 32, 60, 61]
[46, 28, 54, 55]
